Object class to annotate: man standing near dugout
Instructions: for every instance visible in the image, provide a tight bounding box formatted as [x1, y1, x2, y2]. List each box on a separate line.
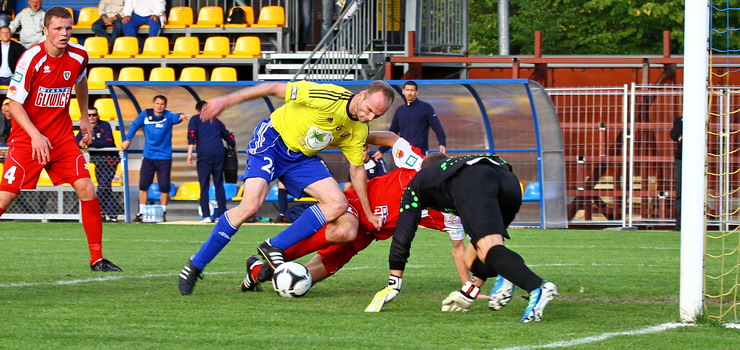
[367, 154, 557, 322]
[179, 81, 395, 295]
[0, 7, 121, 271]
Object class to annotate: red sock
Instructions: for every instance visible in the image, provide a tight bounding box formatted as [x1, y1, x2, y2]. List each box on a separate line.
[81, 198, 104, 265]
[284, 230, 331, 260]
[250, 264, 261, 281]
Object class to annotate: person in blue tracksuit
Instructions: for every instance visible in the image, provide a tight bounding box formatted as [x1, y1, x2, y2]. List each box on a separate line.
[122, 95, 186, 221]
[187, 100, 236, 223]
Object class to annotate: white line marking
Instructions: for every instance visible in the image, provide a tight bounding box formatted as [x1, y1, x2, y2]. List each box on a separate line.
[498, 323, 692, 350]
[0, 271, 233, 288]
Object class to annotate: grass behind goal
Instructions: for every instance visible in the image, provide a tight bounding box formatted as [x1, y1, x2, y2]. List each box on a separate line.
[0, 223, 734, 349]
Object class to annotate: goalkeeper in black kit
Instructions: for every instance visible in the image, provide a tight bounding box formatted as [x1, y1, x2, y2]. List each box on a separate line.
[366, 154, 557, 322]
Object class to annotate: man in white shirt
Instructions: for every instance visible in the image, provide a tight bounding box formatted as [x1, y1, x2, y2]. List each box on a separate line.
[92, 0, 125, 49]
[0, 26, 24, 85]
[9, 0, 45, 48]
[121, 0, 166, 38]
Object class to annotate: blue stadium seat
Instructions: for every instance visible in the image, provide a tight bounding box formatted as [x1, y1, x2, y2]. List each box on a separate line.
[147, 183, 178, 202]
[264, 183, 280, 202]
[208, 183, 239, 201]
[521, 181, 541, 202]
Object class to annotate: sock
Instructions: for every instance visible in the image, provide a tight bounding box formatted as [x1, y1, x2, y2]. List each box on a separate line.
[278, 188, 288, 215]
[138, 204, 145, 215]
[283, 230, 331, 260]
[161, 205, 167, 212]
[81, 198, 104, 265]
[471, 258, 497, 279]
[250, 263, 261, 281]
[191, 213, 239, 269]
[0, 208, 4, 217]
[269, 205, 326, 250]
[485, 245, 543, 293]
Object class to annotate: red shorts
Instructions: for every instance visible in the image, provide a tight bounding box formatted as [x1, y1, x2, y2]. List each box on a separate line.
[0, 141, 90, 194]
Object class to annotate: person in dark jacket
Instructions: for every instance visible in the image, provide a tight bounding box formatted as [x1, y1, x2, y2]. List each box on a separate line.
[0, 26, 25, 85]
[187, 100, 235, 223]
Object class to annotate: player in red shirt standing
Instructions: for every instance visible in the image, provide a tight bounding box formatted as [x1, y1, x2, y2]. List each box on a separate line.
[0, 7, 121, 272]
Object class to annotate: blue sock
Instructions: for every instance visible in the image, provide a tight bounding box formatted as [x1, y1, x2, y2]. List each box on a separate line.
[269, 205, 326, 249]
[191, 213, 239, 269]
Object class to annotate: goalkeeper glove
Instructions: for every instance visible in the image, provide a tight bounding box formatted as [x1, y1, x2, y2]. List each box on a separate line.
[441, 281, 480, 312]
[364, 275, 402, 312]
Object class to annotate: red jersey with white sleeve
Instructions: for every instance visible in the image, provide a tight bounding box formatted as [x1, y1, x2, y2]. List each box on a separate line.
[6, 42, 88, 147]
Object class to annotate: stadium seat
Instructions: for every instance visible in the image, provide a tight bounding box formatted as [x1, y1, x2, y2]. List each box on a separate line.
[167, 36, 199, 58]
[118, 67, 145, 81]
[190, 6, 224, 28]
[208, 183, 239, 201]
[171, 182, 200, 201]
[264, 183, 281, 202]
[107, 37, 139, 58]
[198, 36, 230, 58]
[94, 98, 117, 121]
[69, 98, 81, 120]
[164, 6, 194, 29]
[227, 36, 261, 58]
[224, 6, 255, 28]
[37, 169, 54, 186]
[136, 36, 169, 58]
[83, 37, 109, 58]
[148, 182, 178, 202]
[73, 7, 98, 29]
[251, 6, 285, 27]
[149, 67, 176, 81]
[86, 163, 97, 185]
[231, 184, 244, 201]
[111, 162, 123, 186]
[69, 37, 78, 44]
[521, 181, 541, 202]
[179, 67, 206, 81]
[210, 67, 237, 81]
[64, 7, 74, 19]
[87, 67, 114, 90]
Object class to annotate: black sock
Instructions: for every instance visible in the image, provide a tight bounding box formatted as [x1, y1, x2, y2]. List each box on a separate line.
[278, 188, 288, 215]
[485, 245, 543, 293]
[471, 258, 497, 280]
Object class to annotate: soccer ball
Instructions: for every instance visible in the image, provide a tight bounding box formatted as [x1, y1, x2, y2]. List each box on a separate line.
[272, 261, 312, 298]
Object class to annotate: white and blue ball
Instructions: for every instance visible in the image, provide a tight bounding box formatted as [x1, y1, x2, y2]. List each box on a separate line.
[272, 261, 312, 298]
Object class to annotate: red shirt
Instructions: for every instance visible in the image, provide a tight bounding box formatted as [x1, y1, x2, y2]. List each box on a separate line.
[6, 42, 88, 147]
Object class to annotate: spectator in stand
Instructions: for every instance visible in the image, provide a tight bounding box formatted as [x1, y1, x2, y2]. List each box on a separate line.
[0, 0, 13, 27]
[76, 107, 121, 222]
[321, 0, 347, 39]
[9, 0, 45, 49]
[92, 0, 125, 50]
[670, 116, 683, 231]
[0, 26, 25, 86]
[187, 100, 236, 223]
[0, 100, 10, 146]
[121, 95, 186, 222]
[374, 81, 446, 159]
[344, 144, 386, 190]
[121, 0, 165, 39]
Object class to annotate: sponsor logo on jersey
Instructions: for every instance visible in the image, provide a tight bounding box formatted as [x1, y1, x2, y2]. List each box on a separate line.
[63, 71, 71, 80]
[11, 72, 22, 83]
[326, 117, 334, 123]
[290, 85, 298, 100]
[34, 87, 71, 107]
[373, 205, 389, 224]
[339, 131, 350, 137]
[43, 65, 51, 74]
[304, 126, 333, 150]
[7, 85, 17, 96]
[335, 125, 344, 131]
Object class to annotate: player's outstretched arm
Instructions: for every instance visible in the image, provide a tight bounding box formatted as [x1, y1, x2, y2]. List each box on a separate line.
[200, 82, 287, 121]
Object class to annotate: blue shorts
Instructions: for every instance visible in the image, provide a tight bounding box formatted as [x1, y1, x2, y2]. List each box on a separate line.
[242, 119, 332, 198]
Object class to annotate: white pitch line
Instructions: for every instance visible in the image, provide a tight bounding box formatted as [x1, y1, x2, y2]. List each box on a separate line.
[0, 271, 233, 288]
[498, 322, 692, 350]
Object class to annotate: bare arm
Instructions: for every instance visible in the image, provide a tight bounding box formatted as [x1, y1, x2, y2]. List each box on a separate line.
[75, 77, 92, 146]
[348, 163, 382, 230]
[187, 144, 195, 165]
[200, 82, 288, 121]
[8, 100, 51, 164]
[450, 239, 470, 285]
[366, 131, 400, 148]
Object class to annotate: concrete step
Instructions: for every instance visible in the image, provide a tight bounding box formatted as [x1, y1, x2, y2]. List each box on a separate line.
[257, 73, 357, 81]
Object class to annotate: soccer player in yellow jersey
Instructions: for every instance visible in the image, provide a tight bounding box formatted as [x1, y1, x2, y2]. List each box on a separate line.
[179, 81, 396, 295]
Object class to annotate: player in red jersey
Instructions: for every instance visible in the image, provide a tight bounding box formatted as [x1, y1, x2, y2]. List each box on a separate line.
[0, 7, 121, 272]
[240, 134, 470, 290]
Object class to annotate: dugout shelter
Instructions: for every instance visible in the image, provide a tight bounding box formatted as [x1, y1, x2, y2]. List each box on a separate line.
[108, 79, 566, 228]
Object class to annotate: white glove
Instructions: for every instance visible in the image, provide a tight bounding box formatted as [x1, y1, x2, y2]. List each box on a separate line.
[441, 281, 479, 312]
[391, 138, 422, 170]
[365, 275, 402, 312]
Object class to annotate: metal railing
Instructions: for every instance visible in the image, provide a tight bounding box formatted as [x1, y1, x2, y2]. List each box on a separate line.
[417, 0, 468, 55]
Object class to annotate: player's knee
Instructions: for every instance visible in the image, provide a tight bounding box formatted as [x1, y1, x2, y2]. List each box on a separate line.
[321, 199, 348, 222]
[325, 224, 357, 243]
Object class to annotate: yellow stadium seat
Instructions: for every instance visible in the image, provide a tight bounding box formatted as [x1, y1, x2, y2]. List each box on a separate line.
[210, 67, 237, 81]
[64, 7, 74, 19]
[179, 67, 206, 81]
[164, 6, 194, 29]
[87, 67, 114, 90]
[111, 162, 123, 186]
[86, 163, 97, 185]
[227, 36, 261, 58]
[112, 130, 122, 149]
[69, 98, 81, 121]
[94, 98, 117, 121]
[149, 67, 176, 81]
[172, 181, 201, 201]
[37, 169, 54, 186]
[69, 37, 78, 44]
[224, 6, 255, 28]
[136, 36, 169, 58]
[198, 36, 230, 58]
[118, 67, 145, 81]
[251, 6, 285, 28]
[167, 36, 199, 58]
[107, 37, 139, 58]
[190, 6, 223, 28]
[231, 184, 244, 201]
[84, 37, 109, 58]
[73, 7, 99, 29]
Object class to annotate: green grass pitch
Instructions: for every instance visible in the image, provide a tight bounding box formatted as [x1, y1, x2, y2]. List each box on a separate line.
[0, 222, 736, 349]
